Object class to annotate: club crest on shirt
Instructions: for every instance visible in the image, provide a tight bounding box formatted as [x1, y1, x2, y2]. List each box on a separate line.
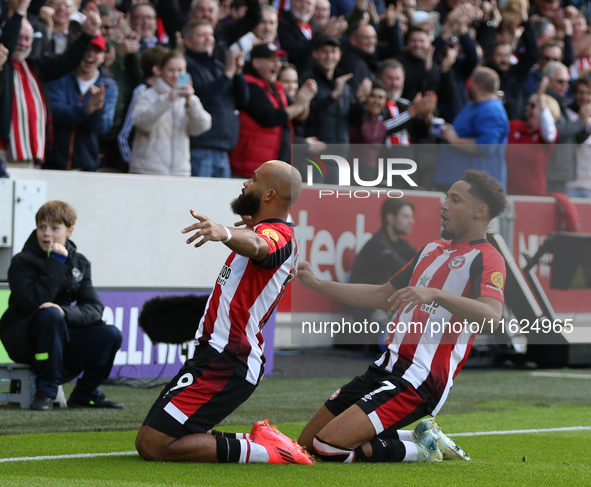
[72, 268, 83, 282]
[329, 388, 341, 400]
[448, 256, 465, 269]
[261, 228, 279, 242]
[491, 271, 504, 289]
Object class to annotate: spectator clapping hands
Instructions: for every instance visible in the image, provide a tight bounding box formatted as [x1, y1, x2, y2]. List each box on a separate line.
[84, 83, 106, 115]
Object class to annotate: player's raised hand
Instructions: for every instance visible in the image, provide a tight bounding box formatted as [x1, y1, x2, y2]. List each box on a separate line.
[182, 209, 228, 247]
[387, 286, 437, 314]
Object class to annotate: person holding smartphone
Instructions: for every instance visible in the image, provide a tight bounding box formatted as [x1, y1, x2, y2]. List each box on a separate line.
[130, 50, 212, 176]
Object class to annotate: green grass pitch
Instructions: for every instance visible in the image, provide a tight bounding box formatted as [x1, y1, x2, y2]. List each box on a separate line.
[1, 369, 590, 486]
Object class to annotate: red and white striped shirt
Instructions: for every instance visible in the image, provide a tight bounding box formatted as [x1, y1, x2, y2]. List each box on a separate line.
[196, 219, 298, 384]
[7, 60, 47, 162]
[376, 239, 505, 415]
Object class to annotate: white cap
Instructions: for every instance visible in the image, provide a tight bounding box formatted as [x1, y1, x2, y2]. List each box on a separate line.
[411, 11, 440, 26]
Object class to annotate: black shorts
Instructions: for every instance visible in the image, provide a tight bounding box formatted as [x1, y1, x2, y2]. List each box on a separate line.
[143, 344, 260, 439]
[324, 364, 433, 436]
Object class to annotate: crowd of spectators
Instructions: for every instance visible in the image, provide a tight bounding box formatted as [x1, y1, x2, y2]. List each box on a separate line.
[1, 0, 591, 197]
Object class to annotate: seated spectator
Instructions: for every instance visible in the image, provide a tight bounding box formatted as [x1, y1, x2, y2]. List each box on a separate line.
[229, 43, 317, 178]
[158, 0, 261, 64]
[507, 85, 559, 196]
[278, 0, 318, 74]
[566, 77, 591, 198]
[118, 45, 169, 169]
[44, 34, 119, 171]
[544, 61, 591, 193]
[183, 19, 248, 177]
[434, 67, 509, 190]
[0, 200, 123, 411]
[130, 50, 211, 176]
[0, 3, 100, 169]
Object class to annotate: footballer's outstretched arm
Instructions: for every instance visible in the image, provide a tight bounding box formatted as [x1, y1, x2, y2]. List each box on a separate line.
[297, 261, 395, 309]
[388, 286, 503, 329]
[182, 210, 269, 262]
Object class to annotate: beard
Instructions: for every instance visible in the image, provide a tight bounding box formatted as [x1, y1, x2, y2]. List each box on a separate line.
[440, 228, 454, 240]
[231, 191, 262, 217]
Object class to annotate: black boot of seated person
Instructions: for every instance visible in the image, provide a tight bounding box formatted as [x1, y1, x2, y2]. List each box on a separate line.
[67, 392, 124, 409]
[30, 394, 53, 411]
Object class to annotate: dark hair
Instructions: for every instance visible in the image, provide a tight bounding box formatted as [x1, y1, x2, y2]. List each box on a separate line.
[159, 50, 185, 69]
[130, 2, 155, 17]
[405, 26, 430, 43]
[541, 39, 563, 54]
[573, 76, 591, 93]
[381, 198, 414, 228]
[181, 18, 212, 38]
[141, 46, 170, 76]
[36, 200, 77, 227]
[377, 58, 405, 78]
[461, 170, 507, 220]
[97, 5, 115, 18]
[371, 79, 388, 92]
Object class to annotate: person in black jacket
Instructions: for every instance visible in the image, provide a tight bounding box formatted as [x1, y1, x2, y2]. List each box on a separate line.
[182, 18, 248, 177]
[277, 0, 318, 75]
[347, 198, 416, 326]
[485, 15, 539, 121]
[0, 201, 123, 411]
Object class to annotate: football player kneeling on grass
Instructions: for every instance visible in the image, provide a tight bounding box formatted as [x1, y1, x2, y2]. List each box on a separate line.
[135, 160, 313, 465]
[297, 170, 507, 463]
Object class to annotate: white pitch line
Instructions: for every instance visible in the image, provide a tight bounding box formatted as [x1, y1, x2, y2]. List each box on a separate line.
[0, 451, 137, 463]
[530, 372, 591, 379]
[1, 427, 591, 463]
[450, 426, 591, 437]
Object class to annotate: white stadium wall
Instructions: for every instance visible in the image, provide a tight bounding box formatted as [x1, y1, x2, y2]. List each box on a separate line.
[3, 169, 244, 288]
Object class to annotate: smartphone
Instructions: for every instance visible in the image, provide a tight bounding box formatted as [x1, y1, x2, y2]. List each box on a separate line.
[177, 73, 191, 87]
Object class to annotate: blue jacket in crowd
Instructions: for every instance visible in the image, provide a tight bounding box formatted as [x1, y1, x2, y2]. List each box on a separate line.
[434, 98, 510, 189]
[44, 69, 118, 171]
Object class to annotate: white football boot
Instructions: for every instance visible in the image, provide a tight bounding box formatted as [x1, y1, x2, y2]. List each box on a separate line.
[414, 429, 443, 462]
[413, 418, 471, 461]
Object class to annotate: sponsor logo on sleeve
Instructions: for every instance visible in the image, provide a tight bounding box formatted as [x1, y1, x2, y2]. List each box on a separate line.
[261, 228, 279, 242]
[491, 271, 504, 289]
